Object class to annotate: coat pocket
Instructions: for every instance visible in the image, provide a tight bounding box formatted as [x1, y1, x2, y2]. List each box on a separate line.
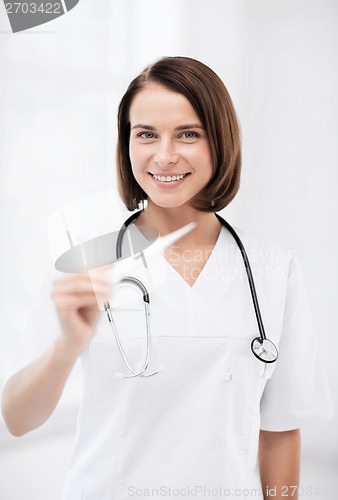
[225, 356, 269, 450]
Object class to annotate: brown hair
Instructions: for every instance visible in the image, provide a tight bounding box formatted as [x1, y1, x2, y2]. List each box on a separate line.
[116, 56, 241, 212]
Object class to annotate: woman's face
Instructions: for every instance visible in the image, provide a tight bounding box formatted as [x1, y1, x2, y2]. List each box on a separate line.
[129, 83, 213, 209]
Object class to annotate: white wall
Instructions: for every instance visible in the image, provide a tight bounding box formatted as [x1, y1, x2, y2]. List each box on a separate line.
[0, 1, 337, 498]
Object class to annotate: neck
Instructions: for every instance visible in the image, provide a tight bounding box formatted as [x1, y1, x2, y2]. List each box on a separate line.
[135, 201, 222, 249]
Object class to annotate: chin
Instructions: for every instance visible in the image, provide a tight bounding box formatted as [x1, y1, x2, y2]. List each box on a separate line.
[151, 198, 189, 209]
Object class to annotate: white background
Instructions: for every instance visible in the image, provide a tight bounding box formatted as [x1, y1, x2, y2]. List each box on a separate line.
[0, 0, 337, 499]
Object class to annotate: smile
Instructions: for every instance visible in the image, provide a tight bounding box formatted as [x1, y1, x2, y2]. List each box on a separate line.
[150, 173, 190, 183]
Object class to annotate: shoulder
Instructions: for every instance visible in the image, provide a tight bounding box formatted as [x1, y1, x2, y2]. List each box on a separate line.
[217, 220, 298, 275]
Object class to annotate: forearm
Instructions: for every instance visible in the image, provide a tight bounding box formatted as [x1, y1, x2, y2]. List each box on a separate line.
[1, 337, 79, 436]
[259, 429, 300, 499]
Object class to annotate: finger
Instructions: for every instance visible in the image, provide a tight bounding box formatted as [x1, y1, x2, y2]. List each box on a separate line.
[55, 293, 103, 311]
[52, 277, 114, 296]
[53, 282, 115, 310]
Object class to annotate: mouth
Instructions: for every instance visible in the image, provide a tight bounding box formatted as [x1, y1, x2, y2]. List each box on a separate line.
[149, 172, 191, 183]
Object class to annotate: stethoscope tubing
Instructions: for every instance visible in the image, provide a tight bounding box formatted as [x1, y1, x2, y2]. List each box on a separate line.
[214, 213, 267, 341]
[116, 211, 144, 261]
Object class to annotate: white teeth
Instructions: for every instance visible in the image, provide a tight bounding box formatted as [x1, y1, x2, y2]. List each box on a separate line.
[153, 174, 186, 182]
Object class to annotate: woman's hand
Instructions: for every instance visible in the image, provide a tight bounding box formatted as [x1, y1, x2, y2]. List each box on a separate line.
[1, 267, 115, 436]
[52, 267, 114, 360]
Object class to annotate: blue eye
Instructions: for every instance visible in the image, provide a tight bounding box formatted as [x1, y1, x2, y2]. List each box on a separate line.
[182, 131, 199, 139]
[138, 132, 155, 139]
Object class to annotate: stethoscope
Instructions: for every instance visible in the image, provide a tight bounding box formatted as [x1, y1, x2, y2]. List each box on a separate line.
[103, 210, 278, 378]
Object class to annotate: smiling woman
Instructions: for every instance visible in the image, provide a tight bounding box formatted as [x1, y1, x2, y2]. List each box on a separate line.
[117, 56, 242, 213]
[1, 56, 333, 500]
[129, 84, 213, 207]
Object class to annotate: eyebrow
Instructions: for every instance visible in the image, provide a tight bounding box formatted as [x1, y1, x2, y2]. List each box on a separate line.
[131, 123, 204, 131]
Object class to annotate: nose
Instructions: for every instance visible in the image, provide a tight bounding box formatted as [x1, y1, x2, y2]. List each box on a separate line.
[154, 139, 178, 167]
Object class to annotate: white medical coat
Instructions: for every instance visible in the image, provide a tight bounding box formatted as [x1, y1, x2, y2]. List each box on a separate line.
[6, 225, 334, 500]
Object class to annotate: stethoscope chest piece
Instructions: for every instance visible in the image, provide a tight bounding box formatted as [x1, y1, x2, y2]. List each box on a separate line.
[251, 338, 278, 363]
